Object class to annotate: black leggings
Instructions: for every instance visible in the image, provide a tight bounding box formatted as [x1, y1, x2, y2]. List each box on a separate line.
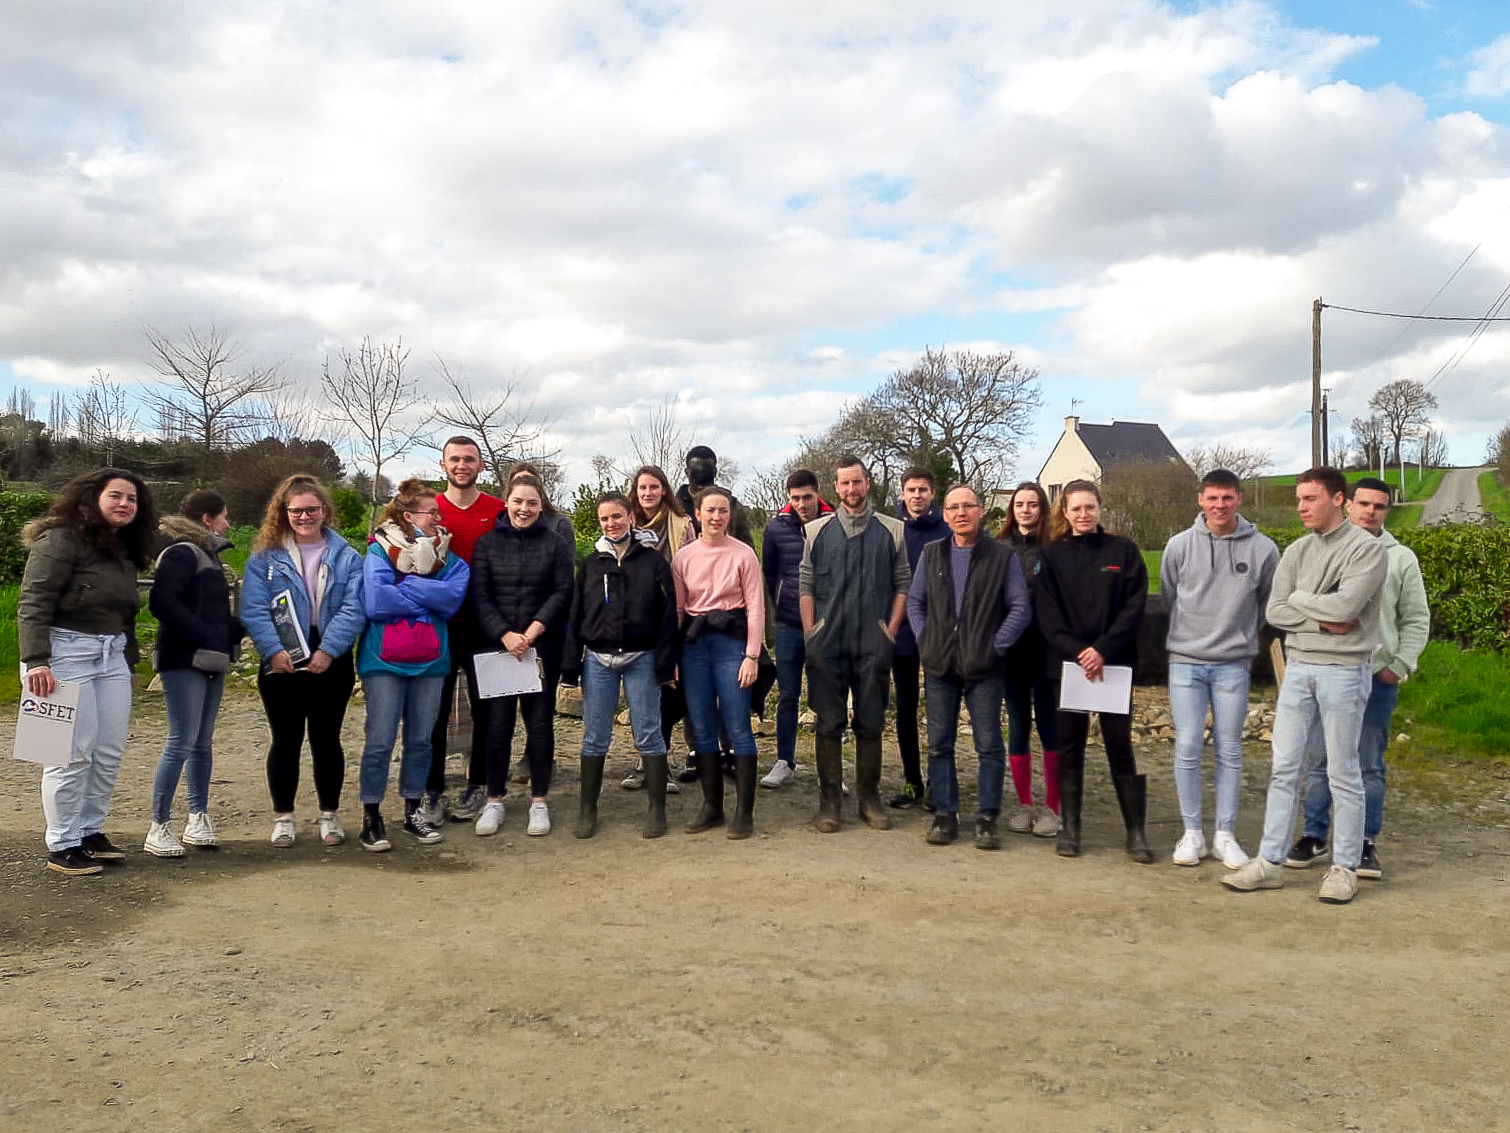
[891, 654, 923, 789]
[1054, 707, 1136, 779]
[259, 652, 356, 813]
[484, 673, 559, 798]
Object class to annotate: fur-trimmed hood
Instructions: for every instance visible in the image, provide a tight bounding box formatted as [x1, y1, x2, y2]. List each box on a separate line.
[160, 514, 233, 556]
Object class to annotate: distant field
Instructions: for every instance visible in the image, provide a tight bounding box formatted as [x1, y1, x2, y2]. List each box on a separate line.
[1480, 471, 1510, 523]
[1257, 466, 1445, 502]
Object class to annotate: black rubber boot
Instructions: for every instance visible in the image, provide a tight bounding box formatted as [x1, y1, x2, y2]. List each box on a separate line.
[1114, 774, 1155, 864]
[855, 734, 892, 831]
[641, 754, 669, 839]
[813, 735, 844, 833]
[684, 750, 725, 833]
[1057, 757, 1084, 858]
[575, 757, 605, 839]
[727, 757, 756, 840]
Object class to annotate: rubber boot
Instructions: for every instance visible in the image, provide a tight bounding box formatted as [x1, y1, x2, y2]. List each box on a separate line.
[574, 757, 605, 839]
[1114, 773, 1155, 864]
[813, 735, 843, 833]
[641, 754, 669, 839]
[684, 751, 725, 833]
[727, 757, 756, 840]
[855, 734, 892, 831]
[1057, 756, 1084, 858]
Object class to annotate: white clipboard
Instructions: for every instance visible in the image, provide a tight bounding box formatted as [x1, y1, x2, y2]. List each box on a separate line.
[1058, 662, 1133, 714]
[473, 649, 544, 698]
[14, 677, 81, 767]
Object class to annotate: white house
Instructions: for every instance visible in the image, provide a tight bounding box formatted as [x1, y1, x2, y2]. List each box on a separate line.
[1035, 416, 1189, 500]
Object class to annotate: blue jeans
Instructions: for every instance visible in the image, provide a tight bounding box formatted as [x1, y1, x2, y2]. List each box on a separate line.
[681, 633, 756, 757]
[1168, 661, 1250, 834]
[1258, 661, 1370, 870]
[1302, 674, 1398, 842]
[925, 672, 1006, 819]
[360, 672, 444, 805]
[152, 667, 226, 822]
[40, 629, 133, 852]
[581, 652, 666, 758]
[773, 624, 805, 767]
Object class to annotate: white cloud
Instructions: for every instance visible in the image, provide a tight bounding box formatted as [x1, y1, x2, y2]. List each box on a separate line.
[1465, 33, 1510, 99]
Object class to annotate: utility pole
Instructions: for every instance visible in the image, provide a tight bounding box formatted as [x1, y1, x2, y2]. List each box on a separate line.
[1311, 298, 1323, 467]
[1320, 390, 1329, 467]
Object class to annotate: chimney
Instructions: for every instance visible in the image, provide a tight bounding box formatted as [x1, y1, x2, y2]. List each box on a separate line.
[1065, 415, 1079, 433]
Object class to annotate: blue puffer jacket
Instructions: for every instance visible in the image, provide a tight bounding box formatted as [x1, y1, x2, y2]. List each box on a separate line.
[243, 530, 367, 662]
[895, 504, 948, 655]
[357, 540, 471, 679]
[761, 499, 833, 628]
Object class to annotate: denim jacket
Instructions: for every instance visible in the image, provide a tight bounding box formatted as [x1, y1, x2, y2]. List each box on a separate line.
[243, 530, 367, 662]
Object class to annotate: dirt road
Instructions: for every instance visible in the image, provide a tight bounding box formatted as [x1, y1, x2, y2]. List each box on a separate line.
[1420, 465, 1489, 525]
[3, 692, 1508, 1132]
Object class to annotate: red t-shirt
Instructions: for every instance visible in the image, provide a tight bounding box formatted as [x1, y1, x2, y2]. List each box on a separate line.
[438, 491, 505, 563]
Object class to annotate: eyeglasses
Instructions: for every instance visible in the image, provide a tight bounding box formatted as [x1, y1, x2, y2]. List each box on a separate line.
[286, 506, 324, 518]
[943, 503, 982, 512]
[406, 508, 440, 517]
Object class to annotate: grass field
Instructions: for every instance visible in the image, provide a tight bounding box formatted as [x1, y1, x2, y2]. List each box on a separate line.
[1257, 466, 1445, 502]
[1479, 470, 1510, 523]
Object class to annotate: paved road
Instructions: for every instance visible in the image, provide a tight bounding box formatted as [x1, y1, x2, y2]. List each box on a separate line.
[1419, 465, 1489, 524]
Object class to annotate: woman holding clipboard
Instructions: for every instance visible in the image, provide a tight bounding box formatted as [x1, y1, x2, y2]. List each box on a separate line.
[1033, 479, 1151, 863]
[468, 473, 574, 838]
[242, 475, 367, 850]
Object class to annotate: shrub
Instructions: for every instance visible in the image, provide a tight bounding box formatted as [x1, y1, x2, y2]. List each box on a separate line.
[0, 491, 54, 583]
[1396, 526, 1510, 651]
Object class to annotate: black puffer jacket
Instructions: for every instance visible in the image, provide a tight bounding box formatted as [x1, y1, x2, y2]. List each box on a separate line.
[149, 516, 244, 671]
[562, 535, 679, 685]
[470, 514, 575, 669]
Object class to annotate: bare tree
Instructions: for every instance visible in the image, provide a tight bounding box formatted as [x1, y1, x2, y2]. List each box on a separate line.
[142, 325, 284, 459]
[1183, 442, 1275, 484]
[742, 464, 792, 514]
[1368, 379, 1438, 466]
[627, 395, 696, 475]
[1417, 427, 1449, 468]
[75, 370, 138, 466]
[321, 337, 431, 530]
[432, 359, 558, 493]
[1350, 415, 1387, 473]
[48, 391, 69, 438]
[252, 386, 322, 445]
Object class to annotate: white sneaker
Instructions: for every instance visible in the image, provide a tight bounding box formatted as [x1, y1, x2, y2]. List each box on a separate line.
[1031, 808, 1062, 838]
[1221, 856, 1285, 892]
[1318, 864, 1358, 905]
[1172, 829, 1207, 867]
[144, 821, 185, 858]
[475, 800, 505, 837]
[270, 814, 296, 848]
[760, 761, 794, 789]
[1211, 830, 1251, 870]
[418, 794, 446, 828]
[665, 776, 680, 795]
[527, 800, 551, 837]
[182, 811, 219, 848]
[318, 811, 345, 846]
[1006, 804, 1036, 834]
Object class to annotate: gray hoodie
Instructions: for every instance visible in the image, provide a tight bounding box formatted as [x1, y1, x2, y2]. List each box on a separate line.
[1162, 514, 1279, 667]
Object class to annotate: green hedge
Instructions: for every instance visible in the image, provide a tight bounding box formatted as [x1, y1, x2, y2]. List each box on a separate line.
[1256, 524, 1510, 652]
[0, 492, 54, 584]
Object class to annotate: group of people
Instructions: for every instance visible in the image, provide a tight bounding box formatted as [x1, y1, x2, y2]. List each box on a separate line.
[17, 444, 1425, 905]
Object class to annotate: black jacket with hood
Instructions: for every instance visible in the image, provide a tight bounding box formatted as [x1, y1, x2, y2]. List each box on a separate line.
[149, 515, 244, 671]
[562, 532, 680, 685]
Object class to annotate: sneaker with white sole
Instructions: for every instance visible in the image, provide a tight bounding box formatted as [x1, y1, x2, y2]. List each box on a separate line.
[760, 761, 794, 789]
[450, 785, 485, 822]
[1031, 808, 1062, 838]
[527, 800, 551, 837]
[1284, 835, 1328, 869]
[621, 761, 645, 790]
[1318, 864, 1358, 904]
[1211, 830, 1250, 870]
[144, 821, 185, 858]
[360, 813, 392, 853]
[1357, 840, 1382, 880]
[1172, 829, 1207, 867]
[1221, 856, 1285, 892]
[182, 811, 218, 848]
[1006, 804, 1035, 834]
[475, 800, 505, 837]
[270, 814, 296, 848]
[403, 807, 444, 844]
[318, 811, 345, 846]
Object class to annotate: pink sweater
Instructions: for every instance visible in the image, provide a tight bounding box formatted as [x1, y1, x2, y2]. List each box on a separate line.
[672, 536, 765, 656]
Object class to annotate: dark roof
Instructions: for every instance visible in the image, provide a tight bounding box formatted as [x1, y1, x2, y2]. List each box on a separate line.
[1078, 421, 1187, 468]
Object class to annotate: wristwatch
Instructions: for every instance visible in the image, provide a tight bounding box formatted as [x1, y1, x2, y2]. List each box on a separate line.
[744, 653, 759, 661]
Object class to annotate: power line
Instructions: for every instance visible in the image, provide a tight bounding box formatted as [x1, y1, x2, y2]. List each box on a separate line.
[1322, 302, 1510, 322]
[1360, 242, 1481, 367]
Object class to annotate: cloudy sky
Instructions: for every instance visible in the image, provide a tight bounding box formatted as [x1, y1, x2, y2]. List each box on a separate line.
[4, 0, 1509, 490]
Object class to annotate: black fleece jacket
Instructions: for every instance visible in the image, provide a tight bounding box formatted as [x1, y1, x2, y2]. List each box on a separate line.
[149, 518, 244, 670]
[1033, 527, 1147, 675]
[469, 515, 575, 668]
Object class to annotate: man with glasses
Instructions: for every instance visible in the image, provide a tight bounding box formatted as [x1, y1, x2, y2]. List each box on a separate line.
[420, 436, 506, 824]
[1287, 477, 1429, 881]
[906, 485, 1030, 848]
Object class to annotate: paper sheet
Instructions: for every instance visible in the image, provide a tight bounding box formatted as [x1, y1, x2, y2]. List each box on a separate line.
[473, 648, 544, 698]
[14, 677, 81, 767]
[1058, 661, 1133, 714]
